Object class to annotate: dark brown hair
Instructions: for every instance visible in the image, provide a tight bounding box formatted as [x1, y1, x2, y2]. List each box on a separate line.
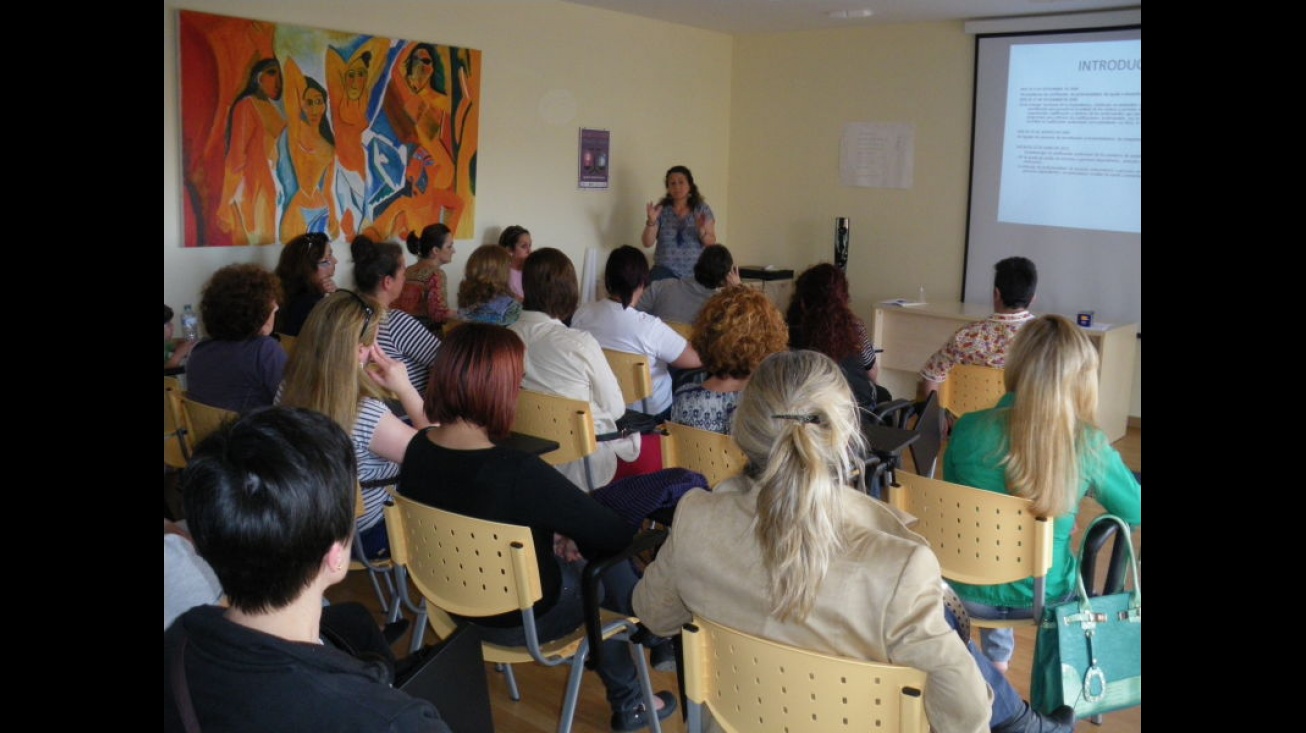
[200, 264, 283, 341]
[521, 248, 578, 321]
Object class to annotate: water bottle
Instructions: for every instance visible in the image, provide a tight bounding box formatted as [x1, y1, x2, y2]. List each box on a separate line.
[181, 304, 200, 342]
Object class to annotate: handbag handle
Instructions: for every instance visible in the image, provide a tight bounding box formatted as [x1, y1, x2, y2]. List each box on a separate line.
[1073, 514, 1140, 617]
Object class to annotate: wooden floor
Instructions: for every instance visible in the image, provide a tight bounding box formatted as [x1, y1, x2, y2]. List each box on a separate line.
[328, 424, 1141, 733]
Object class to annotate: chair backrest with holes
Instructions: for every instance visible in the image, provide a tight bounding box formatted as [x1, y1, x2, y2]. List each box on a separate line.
[602, 348, 654, 413]
[181, 393, 239, 449]
[682, 615, 929, 733]
[511, 389, 597, 467]
[660, 422, 746, 488]
[937, 364, 1006, 419]
[386, 495, 540, 618]
[888, 471, 1052, 625]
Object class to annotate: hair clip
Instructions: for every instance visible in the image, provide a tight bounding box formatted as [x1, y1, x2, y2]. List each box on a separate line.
[772, 413, 820, 424]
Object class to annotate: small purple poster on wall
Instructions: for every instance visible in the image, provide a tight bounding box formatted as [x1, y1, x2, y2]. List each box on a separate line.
[579, 128, 610, 189]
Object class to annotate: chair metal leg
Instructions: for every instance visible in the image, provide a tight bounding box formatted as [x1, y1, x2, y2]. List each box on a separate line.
[497, 663, 521, 701]
[687, 704, 703, 733]
[557, 644, 589, 733]
[629, 632, 662, 733]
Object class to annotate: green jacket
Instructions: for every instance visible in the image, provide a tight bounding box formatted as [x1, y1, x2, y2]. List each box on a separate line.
[943, 393, 1141, 607]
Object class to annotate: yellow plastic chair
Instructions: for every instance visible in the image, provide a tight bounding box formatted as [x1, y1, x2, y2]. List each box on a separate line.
[602, 348, 655, 414]
[384, 495, 664, 733]
[660, 422, 746, 488]
[163, 375, 191, 469]
[666, 321, 693, 341]
[888, 471, 1052, 632]
[178, 392, 238, 456]
[275, 332, 297, 361]
[937, 364, 1006, 420]
[349, 480, 402, 619]
[682, 615, 929, 733]
[512, 389, 601, 490]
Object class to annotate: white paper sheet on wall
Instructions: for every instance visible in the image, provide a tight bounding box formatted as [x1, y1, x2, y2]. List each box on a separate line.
[840, 122, 915, 189]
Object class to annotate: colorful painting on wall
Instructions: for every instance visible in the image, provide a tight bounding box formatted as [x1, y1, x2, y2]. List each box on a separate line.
[176, 10, 481, 247]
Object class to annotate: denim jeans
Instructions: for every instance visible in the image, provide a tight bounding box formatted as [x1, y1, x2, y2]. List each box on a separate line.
[962, 592, 1076, 664]
[944, 605, 1022, 726]
[357, 519, 391, 560]
[472, 555, 645, 713]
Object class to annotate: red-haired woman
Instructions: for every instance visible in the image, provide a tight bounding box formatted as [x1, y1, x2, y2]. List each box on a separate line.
[396, 323, 677, 730]
[785, 263, 890, 414]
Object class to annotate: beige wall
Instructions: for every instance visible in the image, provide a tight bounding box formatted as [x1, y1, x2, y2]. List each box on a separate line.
[163, 2, 1140, 418]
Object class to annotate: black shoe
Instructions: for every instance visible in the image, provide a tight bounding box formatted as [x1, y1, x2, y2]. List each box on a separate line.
[992, 702, 1076, 733]
[649, 638, 677, 673]
[381, 618, 410, 645]
[611, 691, 678, 732]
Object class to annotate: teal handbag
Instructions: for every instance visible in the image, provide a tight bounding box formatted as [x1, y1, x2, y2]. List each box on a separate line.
[1031, 514, 1141, 718]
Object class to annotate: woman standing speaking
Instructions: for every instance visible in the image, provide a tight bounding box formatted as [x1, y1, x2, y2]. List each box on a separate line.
[641, 165, 716, 281]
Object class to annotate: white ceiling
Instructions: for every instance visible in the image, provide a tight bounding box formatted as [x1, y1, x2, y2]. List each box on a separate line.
[559, 0, 1140, 35]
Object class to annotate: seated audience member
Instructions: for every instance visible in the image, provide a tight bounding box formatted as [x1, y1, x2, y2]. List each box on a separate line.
[186, 264, 287, 413]
[456, 244, 523, 326]
[164, 304, 195, 370]
[570, 245, 702, 421]
[277, 291, 431, 560]
[352, 235, 441, 397]
[274, 232, 338, 337]
[395, 223, 456, 330]
[919, 256, 1038, 399]
[669, 286, 788, 434]
[164, 406, 452, 732]
[498, 225, 533, 301]
[509, 248, 640, 492]
[632, 350, 1075, 733]
[398, 323, 677, 731]
[945, 314, 1141, 673]
[786, 262, 889, 414]
[635, 244, 740, 326]
[163, 518, 222, 630]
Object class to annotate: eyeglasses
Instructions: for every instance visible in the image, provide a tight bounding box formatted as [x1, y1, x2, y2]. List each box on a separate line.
[341, 290, 376, 343]
[317, 258, 333, 269]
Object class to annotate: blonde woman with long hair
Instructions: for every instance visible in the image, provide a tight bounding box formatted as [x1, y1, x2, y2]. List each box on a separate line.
[633, 350, 1075, 733]
[277, 290, 431, 560]
[945, 314, 1141, 672]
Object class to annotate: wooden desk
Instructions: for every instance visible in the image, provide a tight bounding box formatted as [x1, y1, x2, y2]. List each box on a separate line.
[871, 302, 1137, 442]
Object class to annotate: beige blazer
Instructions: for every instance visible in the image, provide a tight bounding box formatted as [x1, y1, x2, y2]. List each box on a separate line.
[633, 476, 993, 733]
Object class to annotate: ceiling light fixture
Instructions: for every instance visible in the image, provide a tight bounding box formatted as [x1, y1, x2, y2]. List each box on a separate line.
[828, 8, 875, 19]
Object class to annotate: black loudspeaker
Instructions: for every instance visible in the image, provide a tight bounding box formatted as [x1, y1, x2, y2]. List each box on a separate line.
[835, 217, 850, 271]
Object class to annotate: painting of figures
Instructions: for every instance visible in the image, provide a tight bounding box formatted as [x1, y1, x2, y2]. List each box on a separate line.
[177, 10, 480, 247]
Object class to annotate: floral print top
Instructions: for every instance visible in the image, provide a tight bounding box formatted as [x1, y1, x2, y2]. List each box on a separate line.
[918, 311, 1035, 383]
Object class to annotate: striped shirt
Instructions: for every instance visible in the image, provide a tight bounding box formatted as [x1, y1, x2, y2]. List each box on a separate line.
[377, 309, 440, 396]
[355, 397, 399, 531]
